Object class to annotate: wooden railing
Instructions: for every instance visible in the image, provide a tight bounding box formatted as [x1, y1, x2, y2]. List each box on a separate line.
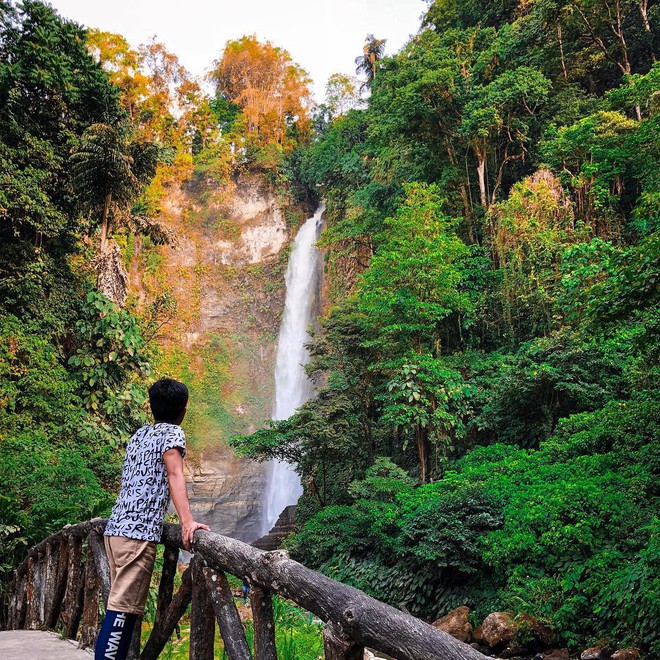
[6, 518, 488, 660]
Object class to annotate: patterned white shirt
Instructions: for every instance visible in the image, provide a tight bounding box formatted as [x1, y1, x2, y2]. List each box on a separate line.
[105, 423, 186, 542]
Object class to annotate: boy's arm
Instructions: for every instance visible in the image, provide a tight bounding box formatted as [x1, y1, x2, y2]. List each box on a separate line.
[163, 448, 210, 551]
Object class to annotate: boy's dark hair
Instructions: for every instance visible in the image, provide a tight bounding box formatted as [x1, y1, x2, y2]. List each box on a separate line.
[149, 378, 188, 423]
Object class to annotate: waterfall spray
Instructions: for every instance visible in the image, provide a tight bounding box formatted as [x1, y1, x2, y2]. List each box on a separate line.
[260, 203, 324, 536]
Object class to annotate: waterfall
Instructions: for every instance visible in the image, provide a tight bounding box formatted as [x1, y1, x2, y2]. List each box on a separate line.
[260, 203, 324, 536]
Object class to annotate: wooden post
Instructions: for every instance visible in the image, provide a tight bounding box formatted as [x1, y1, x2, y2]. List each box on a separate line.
[42, 542, 58, 624]
[154, 546, 179, 629]
[141, 566, 192, 660]
[46, 539, 69, 629]
[36, 551, 48, 625]
[8, 571, 27, 630]
[189, 557, 215, 660]
[203, 567, 251, 660]
[79, 542, 101, 650]
[62, 536, 84, 639]
[251, 587, 277, 660]
[89, 529, 111, 607]
[324, 623, 365, 660]
[25, 555, 39, 629]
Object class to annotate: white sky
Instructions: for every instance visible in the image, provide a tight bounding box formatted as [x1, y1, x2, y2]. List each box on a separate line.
[47, 0, 426, 101]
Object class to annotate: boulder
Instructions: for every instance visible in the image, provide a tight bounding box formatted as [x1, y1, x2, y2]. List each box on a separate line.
[517, 613, 559, 648]
[541, 651, 570, 660]
[610, 650, 639, 660]
[432, 605, 473, 642]
[581, 648, 607, 660]
[481, 612, 518, 648]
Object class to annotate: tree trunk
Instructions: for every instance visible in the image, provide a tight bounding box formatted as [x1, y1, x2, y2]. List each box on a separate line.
[476, 149, 488, 209]
[416, 427, 429, 484]
[557, 25, 568, 80]
[444, 136, 474, 240]
[100, 193, 112, 252]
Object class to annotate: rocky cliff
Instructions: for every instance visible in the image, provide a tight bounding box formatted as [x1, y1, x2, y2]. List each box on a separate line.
[127, 172, 310, 543]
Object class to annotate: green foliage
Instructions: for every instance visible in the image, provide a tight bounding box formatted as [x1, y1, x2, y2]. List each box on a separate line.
[1, 0, 659, 653]
[358, 183, 471, 354]
[0, 3, 159, 615]
[242, 0, 660, 653]
[67, 291, 150, 439]
[347, 456, 415, 502]
[0, 0, 119, 314]
[471, 331, 627, 447]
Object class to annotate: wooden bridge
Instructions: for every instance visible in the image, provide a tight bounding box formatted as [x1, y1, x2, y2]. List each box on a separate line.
[5, 518, 488, 659]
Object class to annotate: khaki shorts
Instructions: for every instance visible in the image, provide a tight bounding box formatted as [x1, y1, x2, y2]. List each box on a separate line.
[104, 536, 157, 614]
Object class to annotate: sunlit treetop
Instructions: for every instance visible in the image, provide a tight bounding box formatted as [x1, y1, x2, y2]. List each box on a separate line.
[210, 35, 313, 150]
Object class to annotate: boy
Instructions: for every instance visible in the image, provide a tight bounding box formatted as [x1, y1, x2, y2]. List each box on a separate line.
[95, 378, 210, 660]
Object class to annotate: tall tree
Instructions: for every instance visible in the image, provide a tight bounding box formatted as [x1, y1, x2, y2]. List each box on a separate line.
[355, 34, 387, 90]
[325, 73, 363, 118]
[210, 35, 312, 151]
[0, 0, 120, 319]
[70, 123, 160, 252]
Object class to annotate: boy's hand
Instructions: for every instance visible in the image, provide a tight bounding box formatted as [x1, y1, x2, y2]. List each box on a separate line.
[181, 520, 210, 551]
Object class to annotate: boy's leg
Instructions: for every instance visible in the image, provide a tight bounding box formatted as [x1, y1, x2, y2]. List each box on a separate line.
[95, 610, 138, 660]
[95, 537, 157, 660]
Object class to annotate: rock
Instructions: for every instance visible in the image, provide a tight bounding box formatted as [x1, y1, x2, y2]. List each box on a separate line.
[185, 447, 268, 543]
[517, 613, 560, 648]
[610, 650, 639, 660]
[472, 625, 485, 644]
[432, 605, 473, 642]
[481, 612, 517, 648]
[542, 650, 570, 660]
[581, 648, 607, 660]
[364, 650, 376, 660]
[252, 505, 297, 550]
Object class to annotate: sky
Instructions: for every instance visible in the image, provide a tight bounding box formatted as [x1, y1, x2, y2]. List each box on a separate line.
[47, 0, 427, 100]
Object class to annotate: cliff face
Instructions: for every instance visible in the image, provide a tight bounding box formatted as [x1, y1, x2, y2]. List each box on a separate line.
[128, 172, 309, 543]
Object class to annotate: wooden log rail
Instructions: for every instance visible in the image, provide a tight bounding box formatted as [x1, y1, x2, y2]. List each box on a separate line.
[5, 518, 488, 660]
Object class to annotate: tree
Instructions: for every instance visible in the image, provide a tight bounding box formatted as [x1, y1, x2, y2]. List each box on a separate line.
[382, 357, 469, 483]
[210, 35, 312, 152]
[87, 29, 149, 122]
[357, 183, 471, 356]
[488, 169, 582, 342]
[70, 122, 160, 252]
[461, 66, 552, 208]
[0, 0, 120, 320]
[541, 110, 639, 233]
[355, 34, 387, 90]
[325, 73, 363, 118]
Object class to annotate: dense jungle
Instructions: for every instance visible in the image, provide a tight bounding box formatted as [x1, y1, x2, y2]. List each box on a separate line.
[0, 0, 658, 657]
